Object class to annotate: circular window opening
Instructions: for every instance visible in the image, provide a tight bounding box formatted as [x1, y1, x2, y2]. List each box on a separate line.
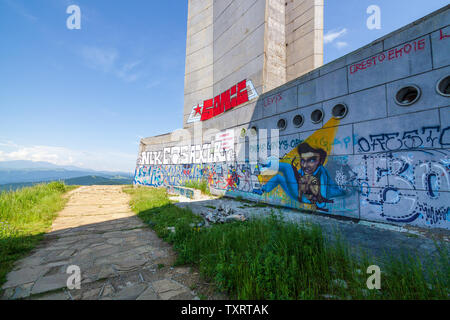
[332, 103, 348, 119]
[293, 114, 304, 128]
[395, 85, 421, 106]
[277, 118, 287, 131]
[311, 109, 324, 124]
[436, 76, 450, 97]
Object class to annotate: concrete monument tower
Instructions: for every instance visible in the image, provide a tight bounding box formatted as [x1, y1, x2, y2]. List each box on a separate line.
[183, 0, 324, 129]
[137, 4, 450, 231]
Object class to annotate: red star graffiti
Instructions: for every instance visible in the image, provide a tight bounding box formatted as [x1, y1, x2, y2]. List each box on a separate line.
[226, 175, 235, 190]
[194, 105, 202, 116]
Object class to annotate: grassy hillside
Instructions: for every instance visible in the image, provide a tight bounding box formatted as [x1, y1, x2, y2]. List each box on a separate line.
[0, 182, 77, 288]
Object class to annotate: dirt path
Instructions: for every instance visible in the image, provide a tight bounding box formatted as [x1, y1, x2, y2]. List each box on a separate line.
[1, 186, 206, 300]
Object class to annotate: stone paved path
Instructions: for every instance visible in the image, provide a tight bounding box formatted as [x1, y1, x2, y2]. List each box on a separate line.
[1, 186, 202, 300]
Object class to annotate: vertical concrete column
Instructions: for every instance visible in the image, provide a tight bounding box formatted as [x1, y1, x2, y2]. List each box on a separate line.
[212, 0, 267, 96]
[285, 0, 324, 81]
[184, 0, 214, 129]
[183, 0, 324, 129]
[264, 0, 287, 92]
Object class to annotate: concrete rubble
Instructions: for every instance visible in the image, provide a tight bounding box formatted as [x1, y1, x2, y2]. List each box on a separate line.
[203, 204, 247, 224]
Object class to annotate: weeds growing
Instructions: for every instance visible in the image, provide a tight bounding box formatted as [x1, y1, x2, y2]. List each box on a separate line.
[0, 182, 76, 287]
[183, 179, 211, 196]
[125, 186, 449, 300]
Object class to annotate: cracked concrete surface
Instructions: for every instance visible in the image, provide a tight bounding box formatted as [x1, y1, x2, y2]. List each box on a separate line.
[1, 186, 202, 300]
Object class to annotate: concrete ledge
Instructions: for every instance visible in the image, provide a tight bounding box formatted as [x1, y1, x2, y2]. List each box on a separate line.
[166, 186, 196, 199]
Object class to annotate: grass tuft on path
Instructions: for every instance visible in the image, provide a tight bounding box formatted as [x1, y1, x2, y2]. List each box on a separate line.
[0, 182, 77, 288]
[184, 179, 211, 196]
[124, 186, 203, 239]
[125, 186, 449, 300]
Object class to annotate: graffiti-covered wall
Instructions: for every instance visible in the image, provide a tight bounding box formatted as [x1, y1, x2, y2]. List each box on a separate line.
[136, 6, 450, 230]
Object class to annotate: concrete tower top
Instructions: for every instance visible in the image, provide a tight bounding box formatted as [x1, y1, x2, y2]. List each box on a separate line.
[183, 0, 324, 128]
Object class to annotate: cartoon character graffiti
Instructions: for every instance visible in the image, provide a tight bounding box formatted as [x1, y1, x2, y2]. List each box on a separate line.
[253, 142, 343, 211]
[292, 144, 336, 209]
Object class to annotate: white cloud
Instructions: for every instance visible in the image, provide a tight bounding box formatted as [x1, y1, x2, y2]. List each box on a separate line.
[4, 0, 38, 21]
[335, 41, 349, 49]
[122, 60, 142, 72]
[0, 142, 136, 172]
[146, 80, 161, 89]
[324, 28, 348, 44]
[0, 141, 18, 148]
[118, 72, 140, 83]
[79, 46, 141, 83]
[80, 46, 118, 72]
[117, 60, 142, 82]
[6, 146, 71, 164]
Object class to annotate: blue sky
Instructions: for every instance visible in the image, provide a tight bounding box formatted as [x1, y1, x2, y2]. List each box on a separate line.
[0, 0, 448, 172]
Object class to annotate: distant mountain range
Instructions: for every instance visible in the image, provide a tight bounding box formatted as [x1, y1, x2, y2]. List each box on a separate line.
[0, 160, 95, 171]
[0, 175, 134, 192]
[0, 160, 134, 190]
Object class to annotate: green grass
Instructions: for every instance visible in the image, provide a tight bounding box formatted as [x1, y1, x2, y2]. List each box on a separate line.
[183, 179, 211, 196]
[233, 196, 268, 208]
[123, 186, 203, 239]
[125, 186, 449, 300]
[0, 182, 77, 288]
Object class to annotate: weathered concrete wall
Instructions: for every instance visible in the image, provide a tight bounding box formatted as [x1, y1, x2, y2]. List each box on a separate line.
[183, 0, 323, 129]
[285, 0, 324, 82]
[213, 0, 266, 96]
[138, 5, 450, 231]
[264, 0, 287, 92]
[184, 0, 214, 128]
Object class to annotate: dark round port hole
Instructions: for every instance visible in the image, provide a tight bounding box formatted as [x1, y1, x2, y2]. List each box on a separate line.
[277, 118, 287, 130]
[436, 76, 450, 97]
[332, 103, 348, 119]
[293, 114, 304, 128]
[395, 85, 421, 106]
[311, 109, 324, 124]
